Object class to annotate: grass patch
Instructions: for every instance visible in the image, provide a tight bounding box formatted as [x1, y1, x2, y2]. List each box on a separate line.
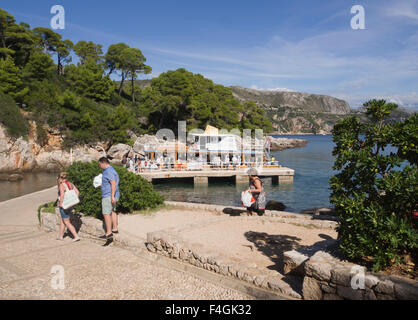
[290, 222, 318, 229]
[37, 201, 57, 225]
[131, 202, 168, 216]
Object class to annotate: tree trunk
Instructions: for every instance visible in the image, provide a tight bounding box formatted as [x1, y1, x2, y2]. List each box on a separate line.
[131, 76, 135, 103]
[1, 36, 8, 58]
[118, 73, 125, 95]
[57, 55, 62, 75]
[107, 67, 114, 76]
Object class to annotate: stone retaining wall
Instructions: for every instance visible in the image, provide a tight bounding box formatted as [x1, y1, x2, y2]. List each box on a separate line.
[165, 201, 338, 229]
[146, 229, 302, 299]
[40, 209, 145, 250]
[284, 250, 418, 300]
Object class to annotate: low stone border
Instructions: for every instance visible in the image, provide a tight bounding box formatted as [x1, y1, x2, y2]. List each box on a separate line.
[40, 209, 145, 250]
[146, 230, 302, 299]
[164, 201, 337, 229]
[283, 250, 418, 300]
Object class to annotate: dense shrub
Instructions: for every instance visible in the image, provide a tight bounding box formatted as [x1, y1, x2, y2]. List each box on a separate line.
[66, 161, 164, 218]
[0, 91, 29, 138]
[330, 99, 418, 271]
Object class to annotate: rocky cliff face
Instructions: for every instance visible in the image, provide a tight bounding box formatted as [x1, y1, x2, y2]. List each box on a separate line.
[0, 121, 170, 173]
[0, 122, 103, 173]
[229, 86, 352, 134]
[229, 86, 351, 115]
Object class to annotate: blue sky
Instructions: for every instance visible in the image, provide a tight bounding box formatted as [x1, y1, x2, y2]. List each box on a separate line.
[3, 0, 418, 109]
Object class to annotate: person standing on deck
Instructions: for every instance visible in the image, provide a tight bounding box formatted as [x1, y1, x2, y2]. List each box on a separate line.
[245, 168, 266, 216]
[121, 155, 127, 168]
[98, 157, 120, 239]
[128, 157, 135, 172]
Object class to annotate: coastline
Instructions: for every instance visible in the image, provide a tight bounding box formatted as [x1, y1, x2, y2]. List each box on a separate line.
[268, 132, 332, 136]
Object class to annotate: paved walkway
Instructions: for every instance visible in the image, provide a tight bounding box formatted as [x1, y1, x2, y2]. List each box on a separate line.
[0, 188, 252, 299]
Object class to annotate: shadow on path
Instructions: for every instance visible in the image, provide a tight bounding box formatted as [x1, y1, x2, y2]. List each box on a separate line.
[244, 231, 340, 296]
[222, 208, 247, 216]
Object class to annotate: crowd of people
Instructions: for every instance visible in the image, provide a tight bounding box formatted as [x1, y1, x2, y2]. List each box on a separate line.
[121, 155, 170, 172]
[119, 154, 278, 173]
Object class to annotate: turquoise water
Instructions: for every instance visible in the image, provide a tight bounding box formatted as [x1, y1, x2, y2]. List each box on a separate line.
[0, 135, 337, 211]
[0, 172, 58, 202]
[154, 135, 337, 212]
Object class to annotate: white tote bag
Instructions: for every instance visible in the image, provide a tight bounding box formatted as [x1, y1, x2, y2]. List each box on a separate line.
[241, 191, 255, 207]
[93, 174, 102, 188]
[62, 182, 80, 210]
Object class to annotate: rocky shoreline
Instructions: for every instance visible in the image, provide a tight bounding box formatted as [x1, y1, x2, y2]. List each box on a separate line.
[0, 123, 308, 174]
[267, 137, 308, 151]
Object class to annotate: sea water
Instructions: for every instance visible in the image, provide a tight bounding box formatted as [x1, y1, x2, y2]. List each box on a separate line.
[153, 135, 337, 212]
[0, 172, 58, 202]
[0, 135, 337, 212]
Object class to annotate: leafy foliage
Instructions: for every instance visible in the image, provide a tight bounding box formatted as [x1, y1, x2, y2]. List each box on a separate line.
[73, 40, 103, 64]
[0, 8, 274, 147]
[66, 161, 164, 218]
[140, 68, 273, 133]
[22, 50, 55, 81]
[0, 55, 28, 100]
[330, 99, 418, 271]
[65, 60, 114, 101]
[0, 90, 29, 138]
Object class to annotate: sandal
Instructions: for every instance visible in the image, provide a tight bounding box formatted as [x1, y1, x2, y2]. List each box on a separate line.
[99, 233, 113, 239]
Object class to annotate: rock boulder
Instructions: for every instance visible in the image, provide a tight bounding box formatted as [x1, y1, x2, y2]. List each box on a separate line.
[107, 143, 132, 163]
[266, 200, 286, 211]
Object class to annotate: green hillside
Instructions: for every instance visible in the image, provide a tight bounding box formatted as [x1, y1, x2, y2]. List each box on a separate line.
[0, 8, 272, 146]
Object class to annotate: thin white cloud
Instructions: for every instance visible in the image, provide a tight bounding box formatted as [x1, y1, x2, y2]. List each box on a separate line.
[385, 0, 418, 21]
[250, 85, 295, 92]
[330, 92, 418, 110]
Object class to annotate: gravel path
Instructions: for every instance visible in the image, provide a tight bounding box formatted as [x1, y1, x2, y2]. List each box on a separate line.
[0, 189, 252, 300]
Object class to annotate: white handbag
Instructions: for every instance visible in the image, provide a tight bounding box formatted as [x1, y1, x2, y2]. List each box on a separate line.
[62, 182, 80, 210]
[241, 191, 255, 207]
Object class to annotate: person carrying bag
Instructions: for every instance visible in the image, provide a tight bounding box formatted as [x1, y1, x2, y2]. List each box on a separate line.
[56, 172, 80, 242]
[245, 168, 266, 216]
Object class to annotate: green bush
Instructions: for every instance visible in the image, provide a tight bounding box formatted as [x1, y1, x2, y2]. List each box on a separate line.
[66, 161, 164, 218]
[0, 91, 29, 138]
[330, 99, 418, 272]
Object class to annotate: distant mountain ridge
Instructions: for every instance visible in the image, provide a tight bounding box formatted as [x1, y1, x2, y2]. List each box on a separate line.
[229, 86, 351, 115]
[132, 80, 414, 134]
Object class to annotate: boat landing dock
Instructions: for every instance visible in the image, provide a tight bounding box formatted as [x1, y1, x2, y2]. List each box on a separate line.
[137, 167, 294, 185]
